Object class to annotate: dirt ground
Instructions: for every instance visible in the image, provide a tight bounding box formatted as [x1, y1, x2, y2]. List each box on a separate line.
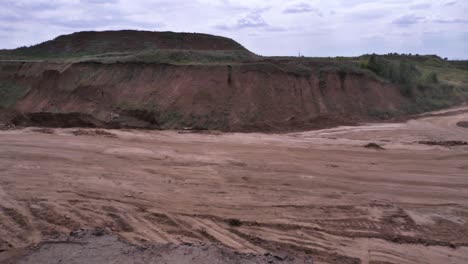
[1, 106, 468, 264]
[2, 230, 312, 264]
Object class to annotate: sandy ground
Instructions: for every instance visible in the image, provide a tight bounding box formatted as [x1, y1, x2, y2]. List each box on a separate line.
[1, 107, 468, 264]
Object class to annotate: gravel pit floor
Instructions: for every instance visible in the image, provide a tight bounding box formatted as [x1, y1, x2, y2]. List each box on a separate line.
[1, 106, 468, 264]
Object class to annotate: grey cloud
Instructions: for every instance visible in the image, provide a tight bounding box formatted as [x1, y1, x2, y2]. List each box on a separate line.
[0, 26, 15, 33]
[410, 3, 431, 9]
[283, 3, 323, 16]
[392, 15, 424, 26]
[462, 31, 468, 41]
[215, 11, 283, 32]
[347, 5, 392, 21]
[3, 0, 57, 11]
[0, 14, 24, 23]
[445, 1, 457, 6]
[49, 15, 164, 30]
[237, 13, 268, 28]
[80, 0, 120, 4]
[214, 25, 230, 31]
[351, 12, 386, 21]
[434, 18, 468, 24]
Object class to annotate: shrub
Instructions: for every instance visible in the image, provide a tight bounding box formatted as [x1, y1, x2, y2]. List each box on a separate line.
[365, 55, 420, 96]
[117, 101, 182, 127]
[423, 72, 439, 84]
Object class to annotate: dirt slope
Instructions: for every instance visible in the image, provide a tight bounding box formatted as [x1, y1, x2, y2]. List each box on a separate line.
[1, 60, 407, 131]
[0, 107, 467, 263]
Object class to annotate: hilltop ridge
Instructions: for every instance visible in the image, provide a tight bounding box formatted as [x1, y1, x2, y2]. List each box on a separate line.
[1, 30, 250, 58]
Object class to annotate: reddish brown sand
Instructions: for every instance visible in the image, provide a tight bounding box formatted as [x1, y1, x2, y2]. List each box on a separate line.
[1, 106, 468, 264]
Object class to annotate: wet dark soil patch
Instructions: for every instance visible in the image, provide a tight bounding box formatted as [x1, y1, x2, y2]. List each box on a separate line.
[457, 121, 468, 128]
[31, 128, 54, 134]
[1, 207, 31, 230]
[144, 213, 178, 227]
[13, 112, 113, 128]
[227, 218, 242, 227]
[107, 213, 134, 232]
[72, 129, 117, 137]
[418, 140, 468, 147]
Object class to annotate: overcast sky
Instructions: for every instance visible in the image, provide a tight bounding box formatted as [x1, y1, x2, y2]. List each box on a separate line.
[1, 0, 467, 58]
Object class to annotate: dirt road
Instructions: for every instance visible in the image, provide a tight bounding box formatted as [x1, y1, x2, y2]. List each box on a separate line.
[1, 107, 468, 263]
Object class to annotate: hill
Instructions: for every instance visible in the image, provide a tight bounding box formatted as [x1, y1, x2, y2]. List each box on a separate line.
[0, 31, 467, 131]
[0, 30, 250, 59]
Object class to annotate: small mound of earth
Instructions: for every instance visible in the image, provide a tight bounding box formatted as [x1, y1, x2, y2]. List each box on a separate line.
[418, 140, 468, 147]
[364, 143, 385, 150]
[1, 230, 312, 264]
[457, 121, 468, 128]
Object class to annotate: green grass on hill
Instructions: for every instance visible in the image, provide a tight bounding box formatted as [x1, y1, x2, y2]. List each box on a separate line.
[358, 54, 468, 115]
[92, 49, 258, 64]
[0, 48, 259, 64]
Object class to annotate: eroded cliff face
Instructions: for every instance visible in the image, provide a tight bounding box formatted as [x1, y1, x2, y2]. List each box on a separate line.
[0, 61, 408, 131]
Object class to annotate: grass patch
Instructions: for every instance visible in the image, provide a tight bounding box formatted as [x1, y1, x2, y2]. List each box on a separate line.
[0, 82, 28, 108]
[117, 101, 183, 127]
